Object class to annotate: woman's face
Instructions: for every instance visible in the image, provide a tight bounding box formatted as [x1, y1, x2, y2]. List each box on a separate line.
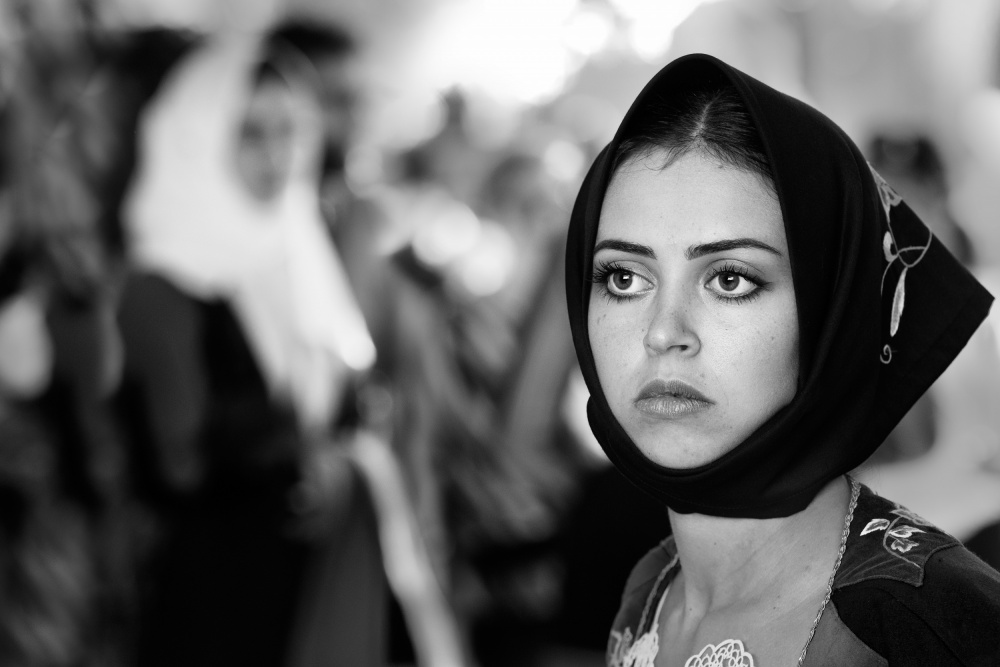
[236, 76, 297, 202]
[588, 150, 799, 468]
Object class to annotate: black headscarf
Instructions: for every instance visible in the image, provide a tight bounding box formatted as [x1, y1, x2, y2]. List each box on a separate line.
[565, 54, 994, 518]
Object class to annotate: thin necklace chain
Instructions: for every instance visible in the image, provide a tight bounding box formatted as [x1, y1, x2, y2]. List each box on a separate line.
[796, 476, 860, 666]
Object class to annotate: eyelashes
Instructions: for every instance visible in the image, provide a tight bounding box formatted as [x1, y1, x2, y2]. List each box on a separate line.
[590, 260, 770, 304]
[590, 261, 646, 303]
[704, 262, 769, 304]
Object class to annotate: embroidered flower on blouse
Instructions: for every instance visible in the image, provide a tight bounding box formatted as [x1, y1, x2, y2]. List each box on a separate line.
[609, 628, 759, 667]
[683, 639, 755, 667]
[625, 630, 659, 667]
[608, 628, 634, 667]
[860, 507, 931, 566]
[608, 627, 659, 667]
[869, 163, 933, 365]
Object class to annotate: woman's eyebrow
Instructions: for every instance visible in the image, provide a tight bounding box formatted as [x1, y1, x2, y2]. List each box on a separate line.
[593, 239, 656, 258]
[685, 238, 783, 259]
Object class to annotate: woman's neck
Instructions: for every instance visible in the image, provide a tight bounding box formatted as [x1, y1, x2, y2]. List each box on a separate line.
[667, 476, 852, 613]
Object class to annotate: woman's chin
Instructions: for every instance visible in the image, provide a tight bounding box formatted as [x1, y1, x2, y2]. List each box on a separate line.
[632, 434, 735, 470]
[619, 410, 726, 468]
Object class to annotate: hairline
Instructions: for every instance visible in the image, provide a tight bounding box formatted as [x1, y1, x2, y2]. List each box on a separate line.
[610, 143, 779, 202]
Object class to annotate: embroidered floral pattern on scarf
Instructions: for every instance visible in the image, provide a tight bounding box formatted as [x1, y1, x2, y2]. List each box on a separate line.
[870, 163, 933, 364]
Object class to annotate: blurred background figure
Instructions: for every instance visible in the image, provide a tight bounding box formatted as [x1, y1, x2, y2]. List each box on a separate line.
[257, 19, 469, 667]
[354, 92, 670, 666]
[114, 28, 385, 667]
[1, 6, 197, 665]
[0, 114, 93, 667]
[1, 1, 999, 666]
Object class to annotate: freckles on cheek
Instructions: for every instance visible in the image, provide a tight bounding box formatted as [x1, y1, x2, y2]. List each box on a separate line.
[591, 311, 633, 372]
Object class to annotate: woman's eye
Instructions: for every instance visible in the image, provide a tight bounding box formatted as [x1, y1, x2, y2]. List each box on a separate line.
[706, 271, 758, 298]
[610, 271, 634, 291]
[607, 269, 649, 296]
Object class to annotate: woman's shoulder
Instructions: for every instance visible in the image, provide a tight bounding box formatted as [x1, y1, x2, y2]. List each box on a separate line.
[835, 482, 985, 587]
[831, 555, 1000, 666]
[830, 483, 1000, 665]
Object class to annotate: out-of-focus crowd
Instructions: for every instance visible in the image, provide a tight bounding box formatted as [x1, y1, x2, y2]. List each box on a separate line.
[1, 1, 1000, 666]
[0, 3, 669, 667]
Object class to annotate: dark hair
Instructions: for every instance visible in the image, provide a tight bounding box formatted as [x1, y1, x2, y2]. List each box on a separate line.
[265, 19, 356, 64]
[611, 82, 774, 192]
[255, 20, 356, 96]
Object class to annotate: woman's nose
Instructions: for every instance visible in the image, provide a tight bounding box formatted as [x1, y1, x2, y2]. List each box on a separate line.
[643, 289, 700, 356]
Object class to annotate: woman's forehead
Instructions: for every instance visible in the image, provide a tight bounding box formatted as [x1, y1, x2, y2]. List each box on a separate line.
[597, 151, 787, 252]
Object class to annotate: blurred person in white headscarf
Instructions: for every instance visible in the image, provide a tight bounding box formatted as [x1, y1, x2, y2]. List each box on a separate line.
[123, 32, 373, 442]
[114, 32, 376, 667]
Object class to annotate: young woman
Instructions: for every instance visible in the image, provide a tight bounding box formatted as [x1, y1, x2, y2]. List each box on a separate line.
[564, 54, 1000, 666]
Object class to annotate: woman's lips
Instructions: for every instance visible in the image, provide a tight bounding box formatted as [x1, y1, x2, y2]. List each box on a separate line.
[634, 379, 713, 417]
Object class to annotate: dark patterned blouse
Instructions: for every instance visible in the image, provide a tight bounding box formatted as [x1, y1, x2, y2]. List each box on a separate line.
[608, 483, 1000, 666]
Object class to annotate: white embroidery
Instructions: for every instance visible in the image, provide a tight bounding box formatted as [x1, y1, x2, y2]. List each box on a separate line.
[609, 587, 666, 667]
[608, 628, 633, 667]
[859, 505, 931, 566]
[684, 639, 755, 667]
[609, 481, 860, 667]
[620, 628, 659, 667]
[869, 163, 932, 365]
[609, 560, 673, 667]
